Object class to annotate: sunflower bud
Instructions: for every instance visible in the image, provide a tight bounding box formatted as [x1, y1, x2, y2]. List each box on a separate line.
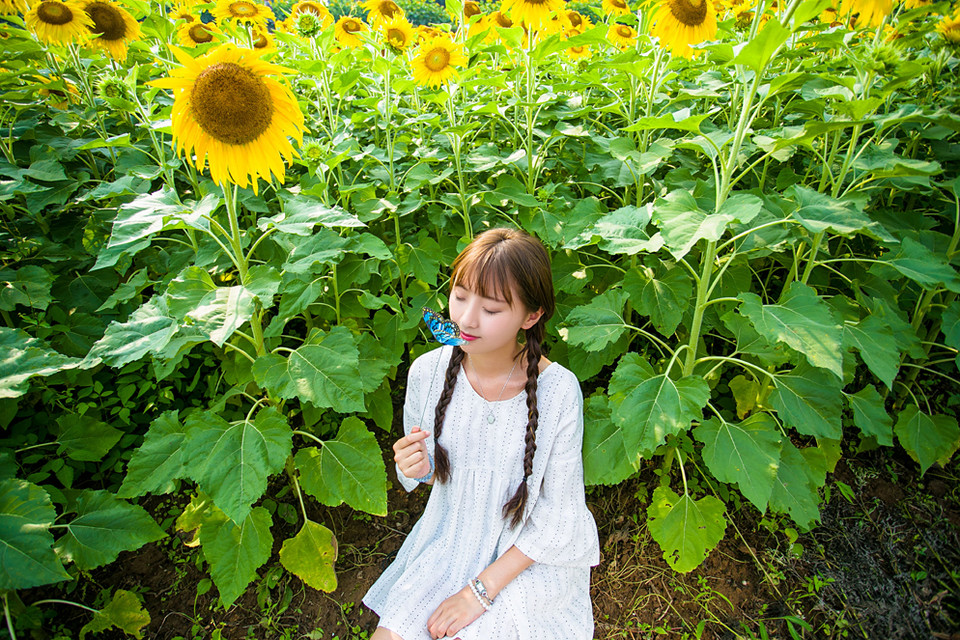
[866, 42, 900, 75]
[295, 11, 323, 37]
[98, 75, 127, 101]
[301, 140, 325, 164]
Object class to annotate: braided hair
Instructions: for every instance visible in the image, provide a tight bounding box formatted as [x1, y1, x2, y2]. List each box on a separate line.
[428, 228, 555, 527]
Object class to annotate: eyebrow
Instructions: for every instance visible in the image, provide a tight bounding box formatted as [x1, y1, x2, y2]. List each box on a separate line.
[453, 284, 508, 304]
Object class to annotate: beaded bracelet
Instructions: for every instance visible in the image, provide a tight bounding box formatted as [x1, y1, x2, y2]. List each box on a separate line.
[468, 579, 491, 611]
[413, 452, 434, 483]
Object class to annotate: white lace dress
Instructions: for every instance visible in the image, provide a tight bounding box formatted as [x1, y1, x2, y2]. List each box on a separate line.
[363, 346, 600, 640]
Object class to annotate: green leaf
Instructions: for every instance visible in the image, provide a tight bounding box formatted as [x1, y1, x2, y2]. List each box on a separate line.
[939, 299, 960, 351]
[55, 489, 165, 571]
[846, 385, 893, 446]
[728, 375, 760, 419]
[0, 266, 55, 311]
[118, 410, 187, 498]
[261, 194, 364, 235]
[787, 185, 894, 241]
[253, 327, 366, 413]
[398, 237, 441, 286]
[843, 315, 900, 389]
[720, 311, 790, 367]
[647, 486, 726, 573]
[738, 282, 843, 378]
[563, 289, 629, 351]
[279, 520, 338, 592]
[582, 394, 639, 486]
[622, 109, 710, 134]
[79, 590, 150, 640]
[624, 263, 693, 337]
[695, 414, 782, 513]
[93, 188, 184, 270]
[166, 268, 257, 346]
[83, 298, 178, 368]
[200, 507, 273, 607]
[357, 333, 394, 394]
[245, 264, 282, 308]
[0, 328, 78, 399]
[608, 354, 711, 456]
[184, 408, 292, 524]
[731, 18, 790, 73]
[768, 441, 821, 531]
[894, 405, 960, 476]
[295, 417, 387, 516]
[768, 363, 843, 439]
[0, 479, 70, 590]
[876, 237, 960, 293]
[653, 191, 760, 259]
[56, 414, 122, 462]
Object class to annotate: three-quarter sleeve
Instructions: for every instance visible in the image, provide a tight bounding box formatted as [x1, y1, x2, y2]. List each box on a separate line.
[513, 384, 600, 568]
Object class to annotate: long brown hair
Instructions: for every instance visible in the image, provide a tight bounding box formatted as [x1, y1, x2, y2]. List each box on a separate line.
[430, 228, 555, 527]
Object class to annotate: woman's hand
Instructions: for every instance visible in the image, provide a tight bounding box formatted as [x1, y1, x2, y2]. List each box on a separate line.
[426, 586, 485, 639]
[392, 426, 431, 480]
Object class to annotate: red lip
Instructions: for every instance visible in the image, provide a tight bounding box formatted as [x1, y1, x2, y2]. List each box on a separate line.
[460, 332, 478, 340]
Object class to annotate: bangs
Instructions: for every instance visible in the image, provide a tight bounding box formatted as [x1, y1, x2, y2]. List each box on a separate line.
[451, 245, 515, 307]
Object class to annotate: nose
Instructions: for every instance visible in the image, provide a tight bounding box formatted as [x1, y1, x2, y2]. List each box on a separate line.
[458, 297, 482, 330]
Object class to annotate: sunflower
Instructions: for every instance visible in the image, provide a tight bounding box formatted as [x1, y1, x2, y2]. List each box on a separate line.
[563, 9, 591, 32]
[291, 0, 332, 22]
[650, 0, 717, 57]
[0, 0, 28, 14]
[719, 0, 760, 29]
[25, 0, 93, 44]
[213, 0, 275, 27]
[602, 0, 631, 16]
[334, 15, 367, 47]
[364, 0, 403, 26]
[83, 0, 141, 60]
[415, 24, 443, 42]
[250, 29, 276, 53]
[607, 22, 636, 48]
[151, 45, 305, 194]
[411, 36, 466, 87]
[381, 15, 414, 49]
[178, 19, 221, 46]
[937, 9, 960, 42]
[171, 5, 195, 22]
[463, 0, 481, 19]
[838, 0, 891, 26]
[501, 0, 565, 31]
[35, 75, 79, 109]
[290, 9, 329, 36]
[566, 40, 591, 59]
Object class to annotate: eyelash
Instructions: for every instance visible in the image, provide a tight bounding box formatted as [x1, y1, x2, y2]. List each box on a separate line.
[454, 294, 500, 314]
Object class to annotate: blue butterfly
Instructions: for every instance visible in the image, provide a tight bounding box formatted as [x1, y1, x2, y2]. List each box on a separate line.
[422, 307, 466, 347]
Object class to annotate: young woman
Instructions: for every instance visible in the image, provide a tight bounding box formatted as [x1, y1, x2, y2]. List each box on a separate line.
[363, 228, 599, 640]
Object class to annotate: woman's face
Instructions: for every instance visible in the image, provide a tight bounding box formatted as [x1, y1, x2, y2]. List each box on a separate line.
[448, 283, 541, 356]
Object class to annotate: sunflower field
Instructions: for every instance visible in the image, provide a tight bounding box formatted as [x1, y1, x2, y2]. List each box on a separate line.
[1, 0, 959, 636]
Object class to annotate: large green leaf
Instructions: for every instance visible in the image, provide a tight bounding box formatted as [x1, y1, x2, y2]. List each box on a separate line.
[79, 590, 150, 640]
[608, 354, 710, 456]
[731, 18, 790, 72]
[647, 486, 726, 573]
[624, 263, 693, 337]
[56, 414, 123, 462]
[260, 194, 364, 235]
[0, 266, 55, 311]
[295, 417, 387, 516]
[166, 267, 256, 346]
[894, 405, 960, 476]
[0, 479, 70, 590]
[279, 520, 338, 592]
[653, 190, 762, 259]
[768, 441, 821, 531]
[200, 507, 273, 607]
[253, 327, 366, 413]
[720, 311, 790, 367]
[582, 394, 638, 486]
[845, 385, 893, 446]
[184, 408, 292, 524]
[0, 328, 78, 399]
[55, 490, 165, 571]
[843, 315, 900, 389]
[738, 282, 842, 378]
[563, 289, 629, 351]
[875, 237, 960, 293]
[786, 185, 894, 241]
[768, 363, 843, 439]
[118, 410, 188, 498]
[83, 298, 178, 368]
[694, 414, 782, 513]
[564, 205, 664, 256]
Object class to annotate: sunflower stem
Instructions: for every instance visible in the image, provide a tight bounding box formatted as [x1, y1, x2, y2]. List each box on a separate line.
[224, 184, 265, 357]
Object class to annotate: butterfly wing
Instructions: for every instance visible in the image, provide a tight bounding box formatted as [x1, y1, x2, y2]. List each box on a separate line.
[423, 307, 466, 347]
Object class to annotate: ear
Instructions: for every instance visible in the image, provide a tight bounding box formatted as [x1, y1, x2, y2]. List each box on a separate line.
[521, 308, 544, 330]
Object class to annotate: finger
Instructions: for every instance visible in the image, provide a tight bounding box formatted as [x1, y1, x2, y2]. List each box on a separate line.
[392, 429, 431, 452]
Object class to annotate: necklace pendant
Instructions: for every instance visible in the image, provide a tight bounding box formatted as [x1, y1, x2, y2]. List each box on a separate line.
[486, 413, 496, 424]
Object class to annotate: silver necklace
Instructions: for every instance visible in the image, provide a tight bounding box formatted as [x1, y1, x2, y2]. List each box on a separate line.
[467, 354, 520, 424]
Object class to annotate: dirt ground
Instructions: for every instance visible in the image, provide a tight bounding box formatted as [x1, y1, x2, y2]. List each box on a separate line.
[19, 444, 959, 640]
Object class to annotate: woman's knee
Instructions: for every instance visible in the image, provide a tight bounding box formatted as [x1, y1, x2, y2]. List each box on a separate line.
[370, 627, 404, 640]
